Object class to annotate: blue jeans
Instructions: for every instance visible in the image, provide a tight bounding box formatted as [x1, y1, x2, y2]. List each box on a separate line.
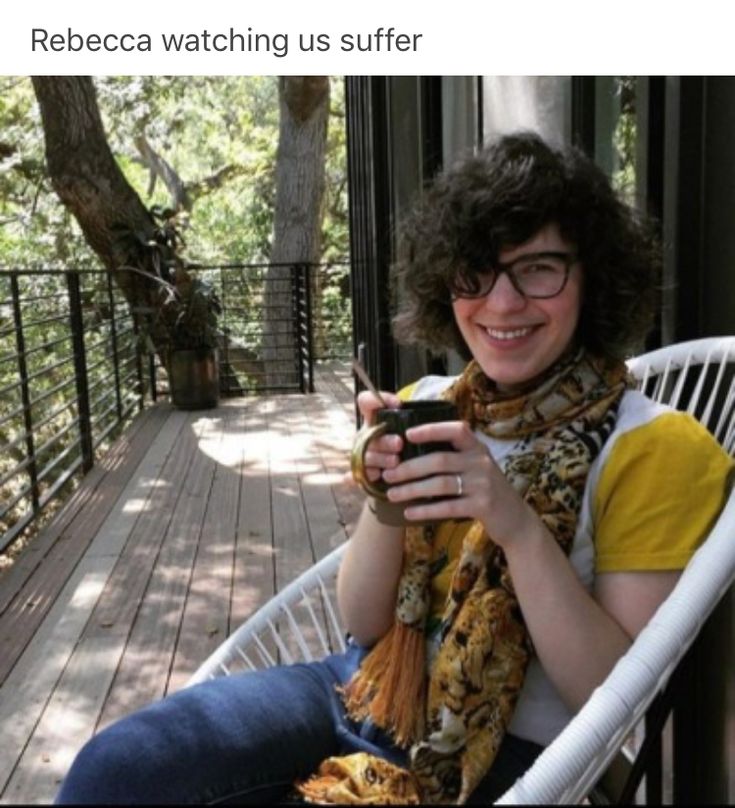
[55, 642, 542, 804]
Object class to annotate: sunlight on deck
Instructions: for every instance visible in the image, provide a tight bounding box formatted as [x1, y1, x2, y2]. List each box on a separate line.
[195, 422, 324, 474]
[303, 472, 348, 486]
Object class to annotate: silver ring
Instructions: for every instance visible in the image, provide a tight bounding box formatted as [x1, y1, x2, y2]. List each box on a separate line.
[455, 474, 464, 497]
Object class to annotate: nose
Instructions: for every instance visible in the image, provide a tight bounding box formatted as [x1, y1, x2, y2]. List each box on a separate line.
[482, 271, 527, 311]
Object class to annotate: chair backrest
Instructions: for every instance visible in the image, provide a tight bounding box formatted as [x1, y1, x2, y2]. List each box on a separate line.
[626, 336, 735, 453]
[187, 336, 735, 803]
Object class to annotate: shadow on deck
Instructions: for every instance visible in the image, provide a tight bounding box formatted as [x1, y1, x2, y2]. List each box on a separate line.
[0, 361, 362, 804]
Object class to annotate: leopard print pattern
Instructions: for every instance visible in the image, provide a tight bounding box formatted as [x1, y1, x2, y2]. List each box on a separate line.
[395, 526, 434, 626]
[296, 753, 421, 804]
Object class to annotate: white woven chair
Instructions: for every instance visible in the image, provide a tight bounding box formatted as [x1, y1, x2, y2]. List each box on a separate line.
[187, 335, 735, 804]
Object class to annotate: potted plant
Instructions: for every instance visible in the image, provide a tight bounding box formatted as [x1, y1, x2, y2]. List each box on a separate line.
[163, 270, 222, 410]
[119, 207, 223, 410]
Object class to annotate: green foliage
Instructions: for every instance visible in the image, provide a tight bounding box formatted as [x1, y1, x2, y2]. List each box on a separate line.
[611, 77, 637, 204]
[96, 76, 283, 263]
[0, 77, 92, 267]
[0, 74, 351, 361]
[168, 275, 222, 350]
[0, 76, 349, 268]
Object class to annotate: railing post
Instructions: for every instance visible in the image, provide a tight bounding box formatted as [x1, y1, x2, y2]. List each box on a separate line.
[106, 271, 124, 420]
[10, 272, 40, 513]
[219, 266, 229, 395]
[148, 354, 158, 402]
[66, 271, 95, 473]
[304, 263, 315, 393]
[292, 263, 305, 393]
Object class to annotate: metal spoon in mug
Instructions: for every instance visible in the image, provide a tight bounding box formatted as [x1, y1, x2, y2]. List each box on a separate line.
[351, 358, 389, 409]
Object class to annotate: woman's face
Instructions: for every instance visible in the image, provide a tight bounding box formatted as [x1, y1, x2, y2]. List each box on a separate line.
[451, 223, 583, 391]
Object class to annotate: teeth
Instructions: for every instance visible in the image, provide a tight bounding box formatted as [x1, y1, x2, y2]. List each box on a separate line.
[486, 327, 532, 340]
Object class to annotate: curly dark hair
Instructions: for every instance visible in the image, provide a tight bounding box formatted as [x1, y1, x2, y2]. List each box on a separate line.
[391, 131, 661, 361]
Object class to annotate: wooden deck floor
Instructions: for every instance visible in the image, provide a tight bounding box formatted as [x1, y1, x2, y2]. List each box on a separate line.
[0, 363, 363, 805]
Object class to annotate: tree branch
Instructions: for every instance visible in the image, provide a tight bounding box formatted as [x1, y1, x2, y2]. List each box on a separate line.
[186, 164, 246, 202]
[134, 133, 191, 212]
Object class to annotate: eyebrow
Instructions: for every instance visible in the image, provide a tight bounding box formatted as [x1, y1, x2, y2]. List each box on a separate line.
[495, 250, 574, 267]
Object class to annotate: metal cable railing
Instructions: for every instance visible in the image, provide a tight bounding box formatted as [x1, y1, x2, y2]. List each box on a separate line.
[0, 268, 149, 553]
[0, 261, 353, 553]
[194, 262, 352, 395]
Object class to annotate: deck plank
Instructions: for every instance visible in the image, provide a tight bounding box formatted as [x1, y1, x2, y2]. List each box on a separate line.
[3, 636, 123, 805]
[81, 410, 204, 640]
[0, 409, 191, 801]
[167, 407, 243, 694]
[0, 556, 111, 796]
[0, 404, 165, 616]
[230, 398, 276, 632]
[287, 395, 351, 560]
[94, 411, 220, 723]
[0, 405, 170, 684]
[269, 396, 320, 592]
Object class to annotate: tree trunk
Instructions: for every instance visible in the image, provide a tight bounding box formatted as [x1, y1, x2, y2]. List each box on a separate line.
[31, 76, 175, 363]
[264, 77, 329, 389]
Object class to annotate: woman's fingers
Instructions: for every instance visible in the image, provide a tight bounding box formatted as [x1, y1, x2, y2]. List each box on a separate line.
[350, 415, 404, 486]
[365, 432, 403, 462]
[382, 449, 462, 483]
[352, 390, 402, 485]
[364, 443, 403, 475]
[385, 471, 472, 523]
[356, 390, 402, 424]
[386, 471, 465, 502]
[405, 420, 477, 451]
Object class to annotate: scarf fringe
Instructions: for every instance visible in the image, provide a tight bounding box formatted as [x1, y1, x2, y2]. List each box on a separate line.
[341, 621, 426, 748]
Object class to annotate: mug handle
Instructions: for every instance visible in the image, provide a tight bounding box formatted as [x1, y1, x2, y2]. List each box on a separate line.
[350, 422, 390, 500]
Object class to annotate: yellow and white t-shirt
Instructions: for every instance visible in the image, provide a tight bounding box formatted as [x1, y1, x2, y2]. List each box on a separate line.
[399, 376, 734, 746]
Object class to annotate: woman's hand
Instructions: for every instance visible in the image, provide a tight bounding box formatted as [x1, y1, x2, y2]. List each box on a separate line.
[352, 390, 403, 486]
[381, 420, 537, 546]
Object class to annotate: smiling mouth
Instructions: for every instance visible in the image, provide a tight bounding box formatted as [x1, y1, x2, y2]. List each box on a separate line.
[484, 326, 536, 341]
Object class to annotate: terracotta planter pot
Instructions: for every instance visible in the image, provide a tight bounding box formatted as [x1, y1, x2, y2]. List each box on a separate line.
[169, 348, 219, 410]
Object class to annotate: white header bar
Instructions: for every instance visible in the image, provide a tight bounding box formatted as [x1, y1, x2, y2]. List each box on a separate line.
[2, 0, 731, 75]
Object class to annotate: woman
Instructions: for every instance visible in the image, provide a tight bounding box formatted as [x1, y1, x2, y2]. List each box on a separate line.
[56, 133, 733, 805]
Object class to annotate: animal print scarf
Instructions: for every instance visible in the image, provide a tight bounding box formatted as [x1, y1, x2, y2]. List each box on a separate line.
[297, 349, 631, 804]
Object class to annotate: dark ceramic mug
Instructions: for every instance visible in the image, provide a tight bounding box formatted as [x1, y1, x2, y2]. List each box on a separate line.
[351, 400, 459, 526]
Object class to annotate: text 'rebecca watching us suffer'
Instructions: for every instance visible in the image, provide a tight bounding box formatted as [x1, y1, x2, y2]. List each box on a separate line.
[29, 27, 424, 57]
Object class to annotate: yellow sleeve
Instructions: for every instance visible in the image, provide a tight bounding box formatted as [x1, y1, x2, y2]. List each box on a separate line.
[594, 413, 734, 573]
[397, 381, 420, 402]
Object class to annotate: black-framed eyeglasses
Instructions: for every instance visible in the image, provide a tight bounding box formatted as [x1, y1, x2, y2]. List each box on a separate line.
[449, 251, 578, 300]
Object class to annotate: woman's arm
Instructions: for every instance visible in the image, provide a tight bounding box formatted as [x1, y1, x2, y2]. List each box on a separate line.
[336, 389, 407, 646]
[337, 500, 405, 645]
[501, 525, 679, 711]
